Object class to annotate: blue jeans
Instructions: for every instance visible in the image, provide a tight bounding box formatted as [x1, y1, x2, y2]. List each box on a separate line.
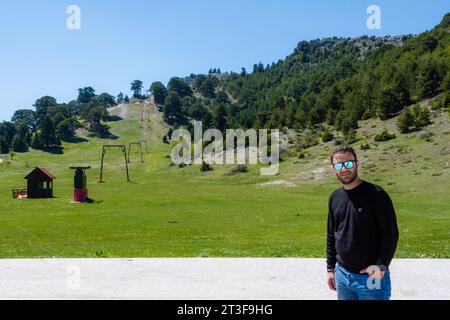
[335, 263, 391, 300]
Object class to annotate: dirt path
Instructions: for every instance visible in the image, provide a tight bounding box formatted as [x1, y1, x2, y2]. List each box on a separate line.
[108, 103, 129, 119]
[141, 96, 167, 142]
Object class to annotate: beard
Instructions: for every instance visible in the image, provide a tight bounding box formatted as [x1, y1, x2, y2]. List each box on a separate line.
[336, 169, 358, 185]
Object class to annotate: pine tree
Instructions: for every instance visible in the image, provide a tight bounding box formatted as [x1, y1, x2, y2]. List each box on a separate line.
[443, 71, 450, 93]
[0, 136, 10, 154]
[163, 92, 182, 124]
[412, 105, 431, 129]
[11, 133, 28, 152]
[377, 86, 397, 120]
[30, 133, 43, 149]
[116, 92, 124, 104]
[213, 104, 227, 132]
[417, 57, 441, 99]
[397, 108, 415, 133]
[40, 115, 58, 147]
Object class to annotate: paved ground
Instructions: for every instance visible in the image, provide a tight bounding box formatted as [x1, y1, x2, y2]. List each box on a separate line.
[0, 258, 448, 299]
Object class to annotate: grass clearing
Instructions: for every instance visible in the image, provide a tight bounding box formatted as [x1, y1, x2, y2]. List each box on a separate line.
[0, 104, 448, 258]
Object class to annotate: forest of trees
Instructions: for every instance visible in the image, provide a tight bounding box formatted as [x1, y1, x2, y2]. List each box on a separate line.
[148, 74, 229, 133]
[0, 87, 117, 153]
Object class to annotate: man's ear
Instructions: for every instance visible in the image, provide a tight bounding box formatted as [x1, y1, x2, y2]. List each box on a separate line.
[356, 160, 360, 168]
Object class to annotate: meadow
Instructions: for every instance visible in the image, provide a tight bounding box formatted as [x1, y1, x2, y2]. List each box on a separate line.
[0, 103, 448, 258]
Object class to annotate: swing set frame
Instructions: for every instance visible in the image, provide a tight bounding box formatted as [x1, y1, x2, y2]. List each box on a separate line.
[99, 144, 130, 182]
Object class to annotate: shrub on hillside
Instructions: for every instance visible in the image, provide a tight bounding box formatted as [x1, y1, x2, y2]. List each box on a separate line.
[374, 130, 396, 142]
[225, 164, 248, 175]
[200, 161, 213, 172]
[360, 143, 371, 150]
[344, 129, 357, 145]
[412, 105, 431, 129]
[321, 129, 334, 143]
[297, 151, 311, 159]
[397, 108, 415, 133]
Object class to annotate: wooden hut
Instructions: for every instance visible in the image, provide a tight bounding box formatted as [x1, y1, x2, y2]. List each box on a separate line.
[24, 167, 55, 198]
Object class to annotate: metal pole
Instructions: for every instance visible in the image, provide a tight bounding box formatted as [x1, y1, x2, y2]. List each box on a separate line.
[127, 143, 131, 163]
[99, 146, 106, 182]
[141, 140, 148, 153]
[122, 146, 130, 182]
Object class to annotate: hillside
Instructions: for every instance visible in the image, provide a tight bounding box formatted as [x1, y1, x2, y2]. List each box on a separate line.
[0, 99, 448, 258]
[150, 13, 450, 142]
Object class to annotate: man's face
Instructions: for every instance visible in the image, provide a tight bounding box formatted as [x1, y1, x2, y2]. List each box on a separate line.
[332, 152, 359, 185]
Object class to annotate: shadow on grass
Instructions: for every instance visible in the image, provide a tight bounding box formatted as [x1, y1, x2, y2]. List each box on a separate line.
[71, 198, 103, 204]
[41, 146, 64, 154]
[107, 115, 123, 122]
[63, 136, 89, 143]
[87, 124, 119, 140]
[97, 180, 138, 184]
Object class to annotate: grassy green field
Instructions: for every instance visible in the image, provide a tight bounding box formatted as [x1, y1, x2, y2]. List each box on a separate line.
[0, 102, 449, 258]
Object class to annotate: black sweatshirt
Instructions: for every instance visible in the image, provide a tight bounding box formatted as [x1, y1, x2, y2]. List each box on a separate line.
[326, 180, 399, 273]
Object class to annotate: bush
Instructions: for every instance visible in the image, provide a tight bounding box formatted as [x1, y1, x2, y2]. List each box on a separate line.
[162, 128, 174, 144]
[412, 105, 431, 128]
[431, 97, 444, 110]
[344, 129, 357, 145]
[226, 164, 248, 175]
[397, 109, 415, 133]
[321, 130, 334, 143]
[360, 143, 371, 150]
[200, 161, 213, 172]
[297, 151, 310, 159]
[374, 130, 396, 142]
[444, 92, 450, 109]
[309, 138, 320, 147]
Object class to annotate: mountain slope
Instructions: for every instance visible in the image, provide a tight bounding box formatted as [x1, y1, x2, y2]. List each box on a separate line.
[0, 99, 448, 258]
[164, 13, 449, 136]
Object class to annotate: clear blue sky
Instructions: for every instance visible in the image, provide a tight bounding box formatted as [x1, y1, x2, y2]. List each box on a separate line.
[0, 0, 448, 120]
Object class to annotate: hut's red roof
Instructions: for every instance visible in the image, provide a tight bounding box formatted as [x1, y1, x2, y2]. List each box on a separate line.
[24, 166, 56, 180]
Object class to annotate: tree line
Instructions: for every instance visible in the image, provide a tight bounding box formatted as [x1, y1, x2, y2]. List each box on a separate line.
[0, 88, 118, 153]
[0, 78, 162, 153]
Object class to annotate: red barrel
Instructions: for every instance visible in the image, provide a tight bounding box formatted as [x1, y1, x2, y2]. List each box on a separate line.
[73, 188, 88, 202]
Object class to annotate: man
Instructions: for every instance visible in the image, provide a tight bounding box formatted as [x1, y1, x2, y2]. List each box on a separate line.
[326, 146, 399, 300]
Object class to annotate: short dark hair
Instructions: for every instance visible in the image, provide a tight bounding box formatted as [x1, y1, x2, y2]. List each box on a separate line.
[330, 146, 357, 164]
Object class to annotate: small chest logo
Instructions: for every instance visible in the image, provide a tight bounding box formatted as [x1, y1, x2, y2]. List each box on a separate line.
[357, 208, 364, 213]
